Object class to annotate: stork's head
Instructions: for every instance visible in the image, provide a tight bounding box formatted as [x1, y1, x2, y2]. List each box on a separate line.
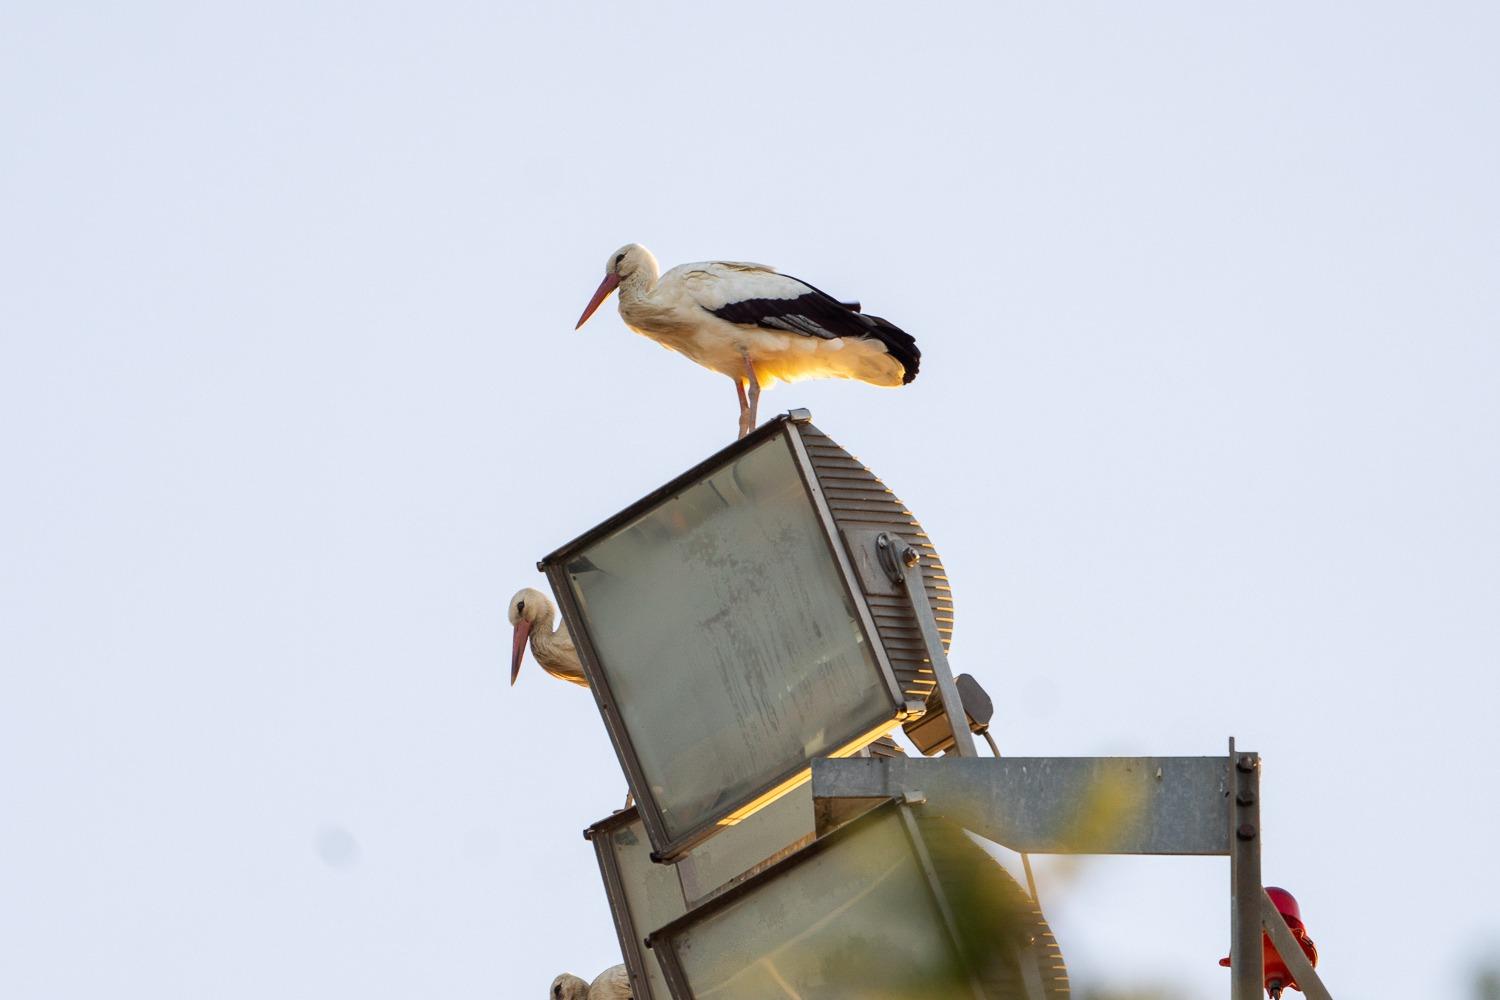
[507, 587, 555, 686]
[575, 243, 658, 329]
[548, 974, 590, 1000]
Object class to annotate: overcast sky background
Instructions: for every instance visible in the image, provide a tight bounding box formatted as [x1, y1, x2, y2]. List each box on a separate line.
[3, 3, 1497, 998]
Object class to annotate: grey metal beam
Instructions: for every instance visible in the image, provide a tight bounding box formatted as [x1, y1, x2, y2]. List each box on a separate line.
[1229, 746, 1264, 1000]
[811, 755, 1233, 855]
[1260, 890, 1333, 1000]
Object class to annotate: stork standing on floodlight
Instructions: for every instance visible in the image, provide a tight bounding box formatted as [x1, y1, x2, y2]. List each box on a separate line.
[549, 965, 631, 1000]
[508, 587, 585, 687]
[575, 244, 920, 438]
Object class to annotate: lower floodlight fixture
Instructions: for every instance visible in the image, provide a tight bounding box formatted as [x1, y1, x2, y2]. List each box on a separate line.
[585, 786, 819, 1000]
[541, 411, 956, 861]
[644, 800, 1069, 1000]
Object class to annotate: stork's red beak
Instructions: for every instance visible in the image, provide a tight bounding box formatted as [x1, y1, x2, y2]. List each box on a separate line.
[576, 272, 621, 329]
[510, 619, 532, 685]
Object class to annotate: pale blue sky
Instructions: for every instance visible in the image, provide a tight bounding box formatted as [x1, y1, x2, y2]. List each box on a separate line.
[2, 3, 1497, 997]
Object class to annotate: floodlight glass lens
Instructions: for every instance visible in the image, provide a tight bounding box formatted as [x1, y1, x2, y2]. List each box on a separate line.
[664, 809, 964, 999]
[566, 435, 890, 844]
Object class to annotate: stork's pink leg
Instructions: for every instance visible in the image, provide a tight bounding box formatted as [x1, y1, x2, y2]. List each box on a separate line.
[733, 377, 750, 439]
[740, 351, 761, 438]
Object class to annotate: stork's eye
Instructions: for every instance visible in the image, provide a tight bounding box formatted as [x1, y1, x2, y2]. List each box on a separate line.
[516, 601, 526, 614]
[615, 253, 625, 267]
[553, 986, 562, 999]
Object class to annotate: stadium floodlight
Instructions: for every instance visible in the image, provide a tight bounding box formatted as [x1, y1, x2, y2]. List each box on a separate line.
[645, 800, 1068, 1000]
[541, 411, 958, 861]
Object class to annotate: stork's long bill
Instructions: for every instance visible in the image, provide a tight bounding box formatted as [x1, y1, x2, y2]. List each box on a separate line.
[576, 273, 620, 329]
[510, 619, 532, 685]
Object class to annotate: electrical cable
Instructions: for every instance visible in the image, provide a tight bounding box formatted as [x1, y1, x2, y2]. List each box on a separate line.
[980, 727, 1040, 907]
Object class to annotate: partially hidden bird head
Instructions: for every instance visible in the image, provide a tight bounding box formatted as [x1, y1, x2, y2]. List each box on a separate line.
[548, 973, 591, 1000]
[576, 243, 657, 329]
[508, 586, 556, 686]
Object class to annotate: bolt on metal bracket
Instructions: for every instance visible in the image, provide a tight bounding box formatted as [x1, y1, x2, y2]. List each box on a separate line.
[874, 531, 907, 585]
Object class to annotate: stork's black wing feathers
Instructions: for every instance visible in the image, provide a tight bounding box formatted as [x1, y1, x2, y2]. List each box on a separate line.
[707, 277, 919, 384]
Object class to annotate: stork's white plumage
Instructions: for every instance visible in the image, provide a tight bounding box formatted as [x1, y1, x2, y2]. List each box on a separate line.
[508, 587, 585, 688]
[576, 244, 920, 438]
[550, 964, 631, 1000]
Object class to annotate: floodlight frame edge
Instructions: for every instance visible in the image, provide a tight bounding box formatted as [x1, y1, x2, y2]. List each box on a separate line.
[584, 808, 664, 1000]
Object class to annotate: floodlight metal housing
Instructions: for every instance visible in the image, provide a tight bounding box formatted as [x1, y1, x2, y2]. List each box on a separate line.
[541, 411, 955, 861]
[645, 800, 1069, 1000]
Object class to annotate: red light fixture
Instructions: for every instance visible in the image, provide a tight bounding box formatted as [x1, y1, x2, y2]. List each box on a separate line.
[1220, 886, 1319, 998]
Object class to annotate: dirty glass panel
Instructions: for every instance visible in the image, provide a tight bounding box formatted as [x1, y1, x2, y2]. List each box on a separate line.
[674, 783, 816, 907]
[664, 810, 968, 999]
[566, 434, 893, 846]
[604, 814, 687, 999]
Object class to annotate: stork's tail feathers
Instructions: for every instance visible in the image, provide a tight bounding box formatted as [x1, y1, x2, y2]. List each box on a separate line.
[862, 313, 920, 384]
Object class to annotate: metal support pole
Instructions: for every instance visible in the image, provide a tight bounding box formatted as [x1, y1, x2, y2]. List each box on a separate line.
[876, 532, 978, 758]
[1229, 739, 1263, 1000]
[1260, 890, 1334, 1000]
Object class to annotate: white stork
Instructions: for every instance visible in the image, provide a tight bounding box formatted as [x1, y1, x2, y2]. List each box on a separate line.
[550, 964, 631, 1000]
[508, 587, 586, 687]
[575, 244, 920, 438]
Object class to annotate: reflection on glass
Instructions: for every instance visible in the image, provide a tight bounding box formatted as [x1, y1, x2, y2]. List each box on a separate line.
[675, 783, 816, 907]
[606, 814, 686, 999]
[665, 810, 966, 999]
[567, 435, 893, 845]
